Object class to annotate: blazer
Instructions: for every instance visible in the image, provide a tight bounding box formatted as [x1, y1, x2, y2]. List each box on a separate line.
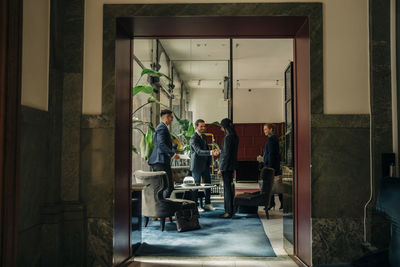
[190, 132, 211, 173]
[219, 133, 239, 172]
[263, 134, 280, 175]
[148, 123, 174, 165]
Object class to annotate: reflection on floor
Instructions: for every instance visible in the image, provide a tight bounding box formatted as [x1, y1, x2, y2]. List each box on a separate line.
[128, 199, 298, 267]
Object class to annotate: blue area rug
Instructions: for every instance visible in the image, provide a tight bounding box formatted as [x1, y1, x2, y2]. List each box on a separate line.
[135, 203, 276, 257]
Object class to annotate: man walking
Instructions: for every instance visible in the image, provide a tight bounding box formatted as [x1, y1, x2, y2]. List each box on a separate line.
[190, 119, 217, 212]
[148, 109, 180, 198]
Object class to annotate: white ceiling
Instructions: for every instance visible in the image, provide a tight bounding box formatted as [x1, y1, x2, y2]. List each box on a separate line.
[133, 38, 293, 90]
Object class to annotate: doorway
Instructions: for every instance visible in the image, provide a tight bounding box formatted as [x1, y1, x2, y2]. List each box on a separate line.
[114, 15, 312, 266]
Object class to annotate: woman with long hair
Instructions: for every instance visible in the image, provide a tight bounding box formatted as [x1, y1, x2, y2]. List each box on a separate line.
[218, 118, 239, 218]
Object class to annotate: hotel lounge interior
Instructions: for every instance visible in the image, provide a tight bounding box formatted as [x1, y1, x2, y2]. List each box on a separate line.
[1, 0, 400, 267]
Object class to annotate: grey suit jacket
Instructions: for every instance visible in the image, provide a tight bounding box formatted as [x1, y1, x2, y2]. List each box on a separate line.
[190, 132, 211, 173]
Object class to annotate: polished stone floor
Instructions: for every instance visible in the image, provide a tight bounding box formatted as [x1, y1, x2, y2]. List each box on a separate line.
[127, 188, 298, 267]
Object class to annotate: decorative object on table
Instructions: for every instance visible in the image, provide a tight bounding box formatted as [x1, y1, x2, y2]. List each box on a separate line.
[134, 170, 196, 231]
[183, 176, 195, 186]
[174, 205, 200, 232]
[233, 167, 275, 219]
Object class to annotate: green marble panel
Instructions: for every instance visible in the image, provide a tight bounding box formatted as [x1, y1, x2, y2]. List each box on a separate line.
[19, 107, 50, 267]
[19, 107, 49, 231]
[61, 202, 86, 266]
[311, 127, 370, 218]
[62, 72, 83, 201]
[312, 114, 370, 128]
[17, 225, 42, 266]
[87, 218, 113, 267]
[63, 0, 84, 73]
[80, 127, 114, 219]
[312, 218, 364, 265]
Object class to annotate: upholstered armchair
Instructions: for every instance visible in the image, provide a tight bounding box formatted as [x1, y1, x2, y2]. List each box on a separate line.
[233, 167, 275, 219]
[134, 170, 196, 231]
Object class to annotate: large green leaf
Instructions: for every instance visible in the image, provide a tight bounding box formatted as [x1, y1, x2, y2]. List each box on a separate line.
[144, 128, 155, 160]
[141, 68, 172, 81]
[186, 123, 195, 137]
[132, 85, 154, 97]
[139, 135, 146, 159]
[147, 96, 169, 108]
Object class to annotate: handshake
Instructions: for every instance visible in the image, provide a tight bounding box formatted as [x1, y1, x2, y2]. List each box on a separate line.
[212, 148, 220, 157]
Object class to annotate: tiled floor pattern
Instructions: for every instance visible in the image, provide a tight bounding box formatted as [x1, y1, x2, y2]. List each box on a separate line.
[127, 193, 298, 267]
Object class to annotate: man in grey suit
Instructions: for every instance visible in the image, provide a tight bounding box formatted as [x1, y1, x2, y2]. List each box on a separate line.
[190, 119, 217, 212]
[148, 109, 180, 198]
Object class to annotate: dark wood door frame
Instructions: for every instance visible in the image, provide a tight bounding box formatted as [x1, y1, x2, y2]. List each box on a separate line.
[0, 0, 23, 266]
[294, 19, 311, 266]
[114, 20, 133, 265]
[115, 16, 312, 266]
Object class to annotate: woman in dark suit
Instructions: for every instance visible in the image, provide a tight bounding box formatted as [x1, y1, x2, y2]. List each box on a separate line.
[218, 118, 239, 218]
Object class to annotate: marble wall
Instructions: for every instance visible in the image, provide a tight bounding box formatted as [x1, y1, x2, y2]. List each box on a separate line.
[311, 115, 371, 264]
[81, 115, 115, 266]
[18, 107, 50, 266]
[18, 0, 86, 266]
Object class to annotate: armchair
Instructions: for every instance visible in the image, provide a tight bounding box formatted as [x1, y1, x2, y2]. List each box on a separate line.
[233, 167, 275, 218]
[134, 170, 196, 231]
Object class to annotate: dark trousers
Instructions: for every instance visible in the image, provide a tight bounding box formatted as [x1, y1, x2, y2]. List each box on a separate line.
[222, 170, 234, 215]
[151, 163, 173, 198]
[192, 170, 211, 205]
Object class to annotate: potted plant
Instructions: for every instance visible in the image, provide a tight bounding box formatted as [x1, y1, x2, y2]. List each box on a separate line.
[132, 68, 194, 160]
